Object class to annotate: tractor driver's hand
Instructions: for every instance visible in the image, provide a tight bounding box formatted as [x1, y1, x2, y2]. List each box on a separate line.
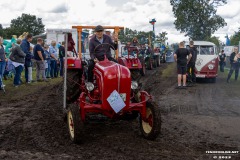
[94, 58, 99, 63]
[113, 33, 118, 42]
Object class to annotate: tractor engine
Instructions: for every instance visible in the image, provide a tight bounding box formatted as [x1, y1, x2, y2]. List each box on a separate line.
[93, 60, 131, 111]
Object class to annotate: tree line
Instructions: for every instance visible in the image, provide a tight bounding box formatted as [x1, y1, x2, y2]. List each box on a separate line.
[0, 13, 45, 39]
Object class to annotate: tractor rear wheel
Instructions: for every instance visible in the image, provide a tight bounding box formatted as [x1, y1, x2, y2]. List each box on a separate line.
[67, 70, 82, 104]
[145, 57, 153, 70]
[67, 103, 84, 143]
[139, 101, 161, 140]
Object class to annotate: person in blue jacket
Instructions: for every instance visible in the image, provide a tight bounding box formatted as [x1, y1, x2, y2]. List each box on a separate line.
[20, 34, 33, 83]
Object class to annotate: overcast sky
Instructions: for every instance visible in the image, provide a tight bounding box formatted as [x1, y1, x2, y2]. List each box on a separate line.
[0, 0, 240, 44]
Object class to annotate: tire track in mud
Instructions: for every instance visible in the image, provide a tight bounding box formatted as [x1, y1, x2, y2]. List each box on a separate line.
[0, 94, 37, 151]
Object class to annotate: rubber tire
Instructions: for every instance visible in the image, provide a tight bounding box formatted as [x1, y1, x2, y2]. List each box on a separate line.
[145, 57, 153, 70]
[67, 70, 82, 104]
[153, 57, 157, 68]
[139, 101, 161, 140]
[67, 103, 84, 143]
[140, 63, 146, 76]
[131, 70, 141, 82]
[156, 55, 160, 67]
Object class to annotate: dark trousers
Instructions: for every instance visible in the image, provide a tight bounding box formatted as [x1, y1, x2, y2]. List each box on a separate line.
[88, 57, 117, 82]
[219, 61, 225, 72]
[14, 65, 23, 86]
[187, 62, 196, 82]
[54, 61, 59, 77]
[50, 60, 56, 78]
[59, 58, 64, 76]
[227, 63, 239, 81]
[24, 65, 29, 82]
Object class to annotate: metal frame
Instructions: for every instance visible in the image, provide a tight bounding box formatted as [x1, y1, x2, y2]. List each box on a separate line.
[72, 25, 124, 60]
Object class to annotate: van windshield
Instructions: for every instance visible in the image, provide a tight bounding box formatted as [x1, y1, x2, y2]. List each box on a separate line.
[198, 46, 215, 55]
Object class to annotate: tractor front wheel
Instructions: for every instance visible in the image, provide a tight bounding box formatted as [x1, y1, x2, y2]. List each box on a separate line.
[67, 103, 84, 143]
[131, 70, 141, 82]
[139, 101, 161, 140]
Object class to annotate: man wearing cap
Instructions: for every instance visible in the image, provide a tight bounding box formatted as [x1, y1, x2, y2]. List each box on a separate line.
[218, 50, 226, 72]
[88, 25, 118, 82]
[187, 40, 197, 85]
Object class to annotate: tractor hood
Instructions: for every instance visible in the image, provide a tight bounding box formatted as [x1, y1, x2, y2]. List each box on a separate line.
[94, 61, 131, 111]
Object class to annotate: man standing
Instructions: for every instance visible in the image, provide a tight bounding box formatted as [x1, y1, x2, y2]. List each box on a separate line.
[20, 34, 33, 83]
[174, 41, 192, 88]
[227, 47, 239, 83]
[88, 25, 118, 82]
[59, 41, 65, 77]
[33, 38, 48, 82]
[218, 50, 226, 72]
[49, 40, 58, 78]
[187, 40, 197, 85]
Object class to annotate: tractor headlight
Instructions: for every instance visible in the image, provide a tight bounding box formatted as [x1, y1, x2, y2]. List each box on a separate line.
[86, 82, 94, 91]
[208, 64, 214, 70]
[131, 81, 138, 90]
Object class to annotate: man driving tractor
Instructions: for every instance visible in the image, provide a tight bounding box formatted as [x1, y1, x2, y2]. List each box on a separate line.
[88, 25, 119, 82]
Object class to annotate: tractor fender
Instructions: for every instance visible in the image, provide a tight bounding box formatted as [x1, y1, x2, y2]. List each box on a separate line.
[66, 57, 82, 69]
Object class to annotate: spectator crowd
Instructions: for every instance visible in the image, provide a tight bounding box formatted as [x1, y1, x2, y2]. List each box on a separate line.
[0, 34, 68, 90]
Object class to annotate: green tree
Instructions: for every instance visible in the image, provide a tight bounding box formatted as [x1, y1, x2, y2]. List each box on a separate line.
[230, 28, 240, 46]
[170, 0, 227, 40]
[156, 32, 168, 44]
[9, 13, 45, 37]
[0, 24, 4, 37]
[206, 36, 220, 47]
[118, 27, 158, 46]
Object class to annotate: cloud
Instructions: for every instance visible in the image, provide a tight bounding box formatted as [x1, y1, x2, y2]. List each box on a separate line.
[50, 4, 69, 13]
[115, 2, 137, 12]
[106, 0, 129, 7]
[0, 0, 26, 12]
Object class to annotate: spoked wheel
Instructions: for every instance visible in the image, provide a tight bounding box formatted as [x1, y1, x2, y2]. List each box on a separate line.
[139, 101, 161, 140]
[67, 103, 84, 143]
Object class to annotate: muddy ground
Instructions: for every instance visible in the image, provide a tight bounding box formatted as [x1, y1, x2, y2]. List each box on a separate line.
[0, 63, 239, 160]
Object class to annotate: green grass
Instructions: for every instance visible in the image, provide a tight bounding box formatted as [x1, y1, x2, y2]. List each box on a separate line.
[161, 62, 176, 78]
[1, 68, 62, 100]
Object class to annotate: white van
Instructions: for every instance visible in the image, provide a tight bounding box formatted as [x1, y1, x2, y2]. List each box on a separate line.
[185, 41, 219, 82]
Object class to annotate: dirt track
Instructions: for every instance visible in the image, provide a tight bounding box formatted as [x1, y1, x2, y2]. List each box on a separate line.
[0, 63, 239, 160]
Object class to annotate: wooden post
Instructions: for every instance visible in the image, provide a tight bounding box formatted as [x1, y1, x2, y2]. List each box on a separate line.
[114, 27, 120, 60]
[78, 27, 82, 58]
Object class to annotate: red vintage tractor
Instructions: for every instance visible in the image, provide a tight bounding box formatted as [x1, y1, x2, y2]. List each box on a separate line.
[118, 46, 146, 81]
[65, 26, 161, 143]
